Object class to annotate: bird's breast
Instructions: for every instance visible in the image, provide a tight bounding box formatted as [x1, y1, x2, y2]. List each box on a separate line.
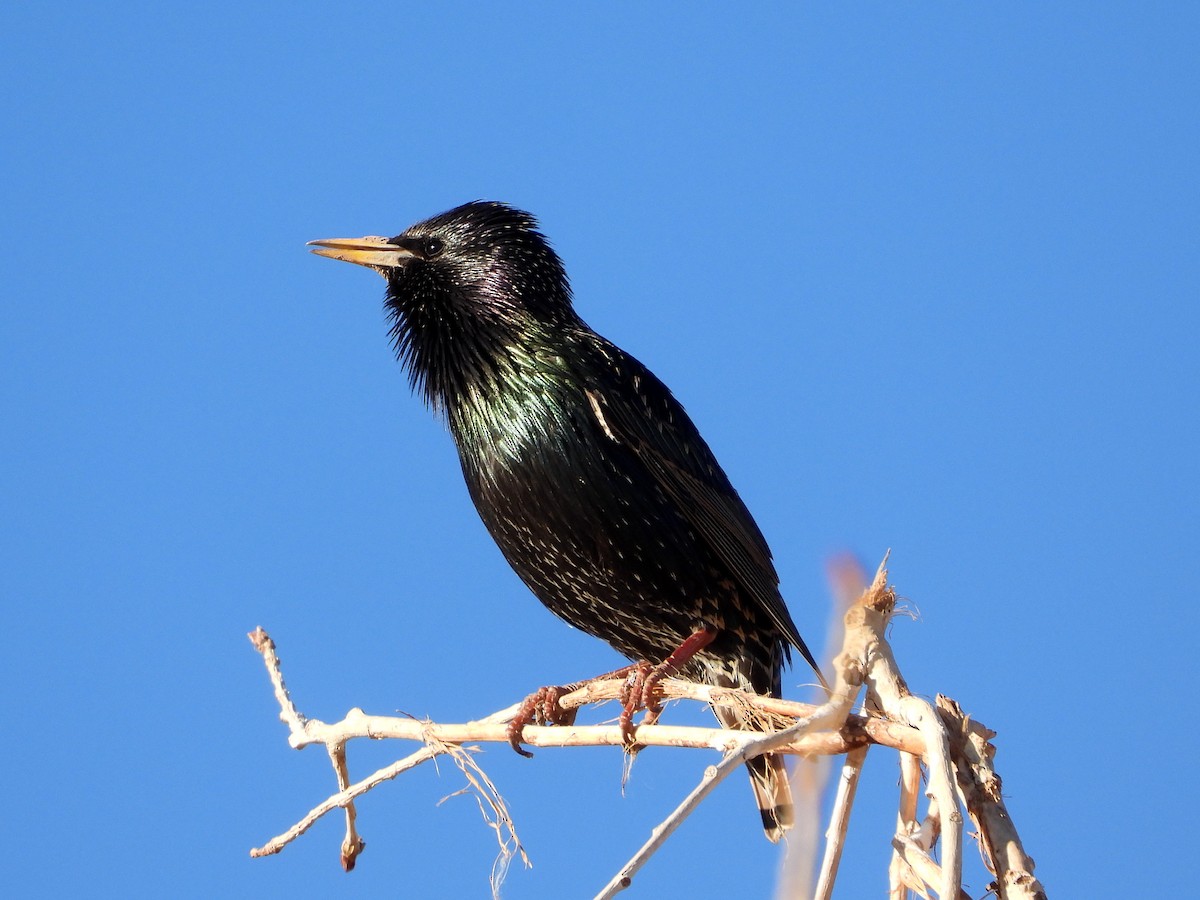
[448, 376, 581, 473]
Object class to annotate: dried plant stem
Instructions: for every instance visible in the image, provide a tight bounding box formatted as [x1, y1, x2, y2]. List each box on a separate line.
[936, 697, 1047, 900]
[813, 744, 868, 900]
[890, 750, 924, 897]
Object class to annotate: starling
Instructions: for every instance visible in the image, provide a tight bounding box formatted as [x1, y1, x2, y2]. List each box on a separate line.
[309, 201, 824, 842]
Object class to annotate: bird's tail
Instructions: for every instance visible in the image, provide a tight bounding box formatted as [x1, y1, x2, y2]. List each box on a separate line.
[708, 671, 794, 843]
[746, 752, 794, 843]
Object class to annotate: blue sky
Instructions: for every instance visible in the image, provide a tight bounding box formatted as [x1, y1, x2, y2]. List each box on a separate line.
[2, 4, 1195, 897]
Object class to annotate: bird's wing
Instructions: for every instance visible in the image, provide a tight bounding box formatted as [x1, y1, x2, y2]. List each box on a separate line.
[581, 341, 820, 675]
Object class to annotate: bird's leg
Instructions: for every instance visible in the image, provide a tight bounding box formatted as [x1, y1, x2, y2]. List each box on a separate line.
[638, 625, 718, 721]
[618, 626, 720, 744]
[506, 663, 638, 758]
[508, 625, 717, 755]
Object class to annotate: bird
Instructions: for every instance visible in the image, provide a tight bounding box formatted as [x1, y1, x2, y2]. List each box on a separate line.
[309, 201, 825, 842]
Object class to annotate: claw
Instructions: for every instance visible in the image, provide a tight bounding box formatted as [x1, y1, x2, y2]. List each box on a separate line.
[506, 692, 541, 758]
[618, 662, 652, 746]
[505, 639, 714, 758]
[506, 684, 581, 758]
[618, 626, 719, 744]
[640, 667, 667, 718]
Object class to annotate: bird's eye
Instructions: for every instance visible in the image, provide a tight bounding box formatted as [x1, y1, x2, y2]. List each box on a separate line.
[423, 237, 445, 258]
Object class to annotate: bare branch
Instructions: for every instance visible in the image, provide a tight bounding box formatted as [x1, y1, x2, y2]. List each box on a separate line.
[936, 696, 1047, 900]
[891, 834, 972, 900]
[890, 749, 924, 898]
[596, 680, 859, 898]
[247, 557, 1045, 899]
[251, 744, 443, 859]
[813, 744, 868, 900]
[326, 741, 364, 871]
[847, 562, 964, 899]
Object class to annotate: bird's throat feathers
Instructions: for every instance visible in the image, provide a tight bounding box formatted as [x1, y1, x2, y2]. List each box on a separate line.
[376, 200, 591, 466]
[386, 284, 584, 464]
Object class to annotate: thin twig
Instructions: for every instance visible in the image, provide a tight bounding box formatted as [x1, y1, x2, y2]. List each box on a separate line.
[326, 741, 364, 871]
[248, 627, 306, 732]
[891, 834, 974, 900]
[251, 744, 443, 858]
[813, 744, 868, 900]
[890, 750, 923, 898]
[595, 690, 857, 899]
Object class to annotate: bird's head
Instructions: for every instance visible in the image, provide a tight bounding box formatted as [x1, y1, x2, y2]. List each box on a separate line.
[309, 200, 574, 324]
[310, 201, 579, 409]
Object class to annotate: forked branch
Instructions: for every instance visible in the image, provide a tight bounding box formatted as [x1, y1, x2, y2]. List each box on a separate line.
[248, 559, 1044, 899]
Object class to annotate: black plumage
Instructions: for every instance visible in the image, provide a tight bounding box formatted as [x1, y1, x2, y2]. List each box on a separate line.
[309, 201, 823, 841]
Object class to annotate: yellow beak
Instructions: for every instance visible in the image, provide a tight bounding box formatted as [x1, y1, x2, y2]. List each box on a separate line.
[307, 236, 417, 270]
